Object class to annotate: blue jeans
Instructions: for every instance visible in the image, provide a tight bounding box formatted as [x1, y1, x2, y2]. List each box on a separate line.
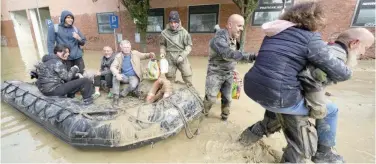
[263, 99, 338, 147]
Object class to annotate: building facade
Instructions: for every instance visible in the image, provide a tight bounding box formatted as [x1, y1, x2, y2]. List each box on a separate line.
[1, 0, 375, 58]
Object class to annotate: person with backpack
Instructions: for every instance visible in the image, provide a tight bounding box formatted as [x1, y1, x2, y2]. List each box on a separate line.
[47, 10, 86, 74]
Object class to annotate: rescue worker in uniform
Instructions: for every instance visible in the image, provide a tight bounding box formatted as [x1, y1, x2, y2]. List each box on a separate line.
[203, 14, 257, 121]
[160, 11, 193, 86]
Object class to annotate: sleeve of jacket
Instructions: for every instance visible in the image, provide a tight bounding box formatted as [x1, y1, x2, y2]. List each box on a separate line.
[76, 28, 86, 46]
[180, 32, 193, 59]
[53, 61, 78, 82]
[47, 25, 56, 55]
[133, 50, 151, 60]
[210, 36, 251, 62]
[110, 53, 121, 77]
[306, 33, 352, 82]
[100, 57, 115, 76]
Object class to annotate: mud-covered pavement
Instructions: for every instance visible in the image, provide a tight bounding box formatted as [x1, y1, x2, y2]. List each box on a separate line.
[1, 47, 375, 163]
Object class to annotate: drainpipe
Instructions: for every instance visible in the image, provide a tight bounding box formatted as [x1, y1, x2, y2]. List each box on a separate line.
[35, 0, 46, 54]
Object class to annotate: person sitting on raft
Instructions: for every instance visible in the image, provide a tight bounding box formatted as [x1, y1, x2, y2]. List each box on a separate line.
[34, 44, 94, 105]
[146, 55, 173, 103]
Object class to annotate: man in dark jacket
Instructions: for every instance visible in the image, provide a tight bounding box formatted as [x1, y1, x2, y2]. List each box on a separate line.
[35, 44, 93, 105]
[92, 46, 115, 99]
[47, 10, 86, 74]
[203, 14, 257, 121]
[238, 2, 355, 163]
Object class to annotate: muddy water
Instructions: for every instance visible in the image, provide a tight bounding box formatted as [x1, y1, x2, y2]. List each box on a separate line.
[1, 47, 375, 163]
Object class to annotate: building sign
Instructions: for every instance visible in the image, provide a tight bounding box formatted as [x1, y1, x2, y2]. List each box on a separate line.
[352, 0, 375, 27]
[252, 0, 294, 26]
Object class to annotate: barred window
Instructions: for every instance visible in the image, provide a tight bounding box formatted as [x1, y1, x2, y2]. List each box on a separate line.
[189, 4, 219, 33]
[96, 12, 115, 34]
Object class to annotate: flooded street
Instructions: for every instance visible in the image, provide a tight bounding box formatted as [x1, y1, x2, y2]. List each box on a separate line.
[1, 47, 375, 163]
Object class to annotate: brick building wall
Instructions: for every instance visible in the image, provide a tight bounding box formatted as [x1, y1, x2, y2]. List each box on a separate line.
[1, 0, 375, 58]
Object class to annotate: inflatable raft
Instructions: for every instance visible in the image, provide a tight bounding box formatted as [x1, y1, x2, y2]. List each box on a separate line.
[1, 80, 203, 149]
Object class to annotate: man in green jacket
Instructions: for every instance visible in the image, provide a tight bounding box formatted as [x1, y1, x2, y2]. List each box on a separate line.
[160, 11, 193, 86]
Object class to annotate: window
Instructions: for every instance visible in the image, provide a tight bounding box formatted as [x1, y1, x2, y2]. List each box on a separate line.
[189, 5, 219, 33]
[252, 0, 294, 26]
[352, 0, 375, 27]
[148, 8, 164, 33]
[96, 12, 114, 34]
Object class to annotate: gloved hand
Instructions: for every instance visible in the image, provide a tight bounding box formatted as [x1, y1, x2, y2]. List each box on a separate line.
[71, 65, 80, 72]
[248, 53, 257, 62]
[160, 53, 166, 58]
[312, 68, 328, 83]
[177, 56, 184, 64]
[30, 70, 38, 79]
[75, 73, 84, 78]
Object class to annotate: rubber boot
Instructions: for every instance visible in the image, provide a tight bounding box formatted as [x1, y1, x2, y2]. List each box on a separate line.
[203, 100, 213, 117]
[312, 145, 345, 163]
[221, 106, 230, 121]
[119, 88, 130, 98]
[238, 123, 264, 146]
[112, 94, 120, 108]
[82, 97, 93, 105]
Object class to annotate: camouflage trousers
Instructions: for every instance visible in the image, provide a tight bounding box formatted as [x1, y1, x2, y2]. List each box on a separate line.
[166, 54, 192, 85]
[203, 72, 233, 118]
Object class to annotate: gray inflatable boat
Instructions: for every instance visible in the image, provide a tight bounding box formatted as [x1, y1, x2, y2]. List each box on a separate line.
[1, 80, 203, 149]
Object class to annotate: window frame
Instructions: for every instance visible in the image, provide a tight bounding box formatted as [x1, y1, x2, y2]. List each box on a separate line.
[251, 0, 294, 26]
[351, 0, 376, 27]
[96, 12, 115, 34]
[188, 4, 220, 33]
[147, 8, 165, 33]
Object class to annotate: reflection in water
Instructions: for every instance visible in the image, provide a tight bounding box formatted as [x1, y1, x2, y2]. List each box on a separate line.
[19, 45, 40, 72]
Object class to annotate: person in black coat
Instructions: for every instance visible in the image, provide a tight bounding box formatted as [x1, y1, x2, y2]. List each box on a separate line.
[35, 44, 93, 105]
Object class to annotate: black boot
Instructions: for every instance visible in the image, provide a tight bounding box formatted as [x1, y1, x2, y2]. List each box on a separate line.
[82, 97, 93, 105]
[221, 106, 230, 121]
[203, 100, 212, 117]
[119, 89, 130, 98]
[238, 123, 264, 146]
[312, 146, 345, 163]
[112, 94, 120, 108]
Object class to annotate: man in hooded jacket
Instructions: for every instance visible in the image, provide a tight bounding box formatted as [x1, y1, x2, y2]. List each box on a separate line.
[47, 10, 86, 74]
[160, 11, 193, 85]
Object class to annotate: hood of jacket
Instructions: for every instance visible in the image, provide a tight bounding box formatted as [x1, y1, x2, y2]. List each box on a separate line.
[164, 22, 185, 35]
[42, 54, 60, 63]
[60, 10, 75, 26]
[262, 20, 296, 37]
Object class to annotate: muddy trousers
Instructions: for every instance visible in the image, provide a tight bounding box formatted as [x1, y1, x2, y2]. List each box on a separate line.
[248, 99, 339, 162]
[44, 78, 94, 100]
[94, 73, 113, 88]
[166, 56, 192, 85]
[112, 75, 139, 97]
[65, 57, 85, 74]
[203, 73, 232, 118]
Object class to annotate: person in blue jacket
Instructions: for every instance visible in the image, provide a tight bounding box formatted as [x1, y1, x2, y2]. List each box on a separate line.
[238, 1, 356, 163]
[47, 10, 86, 74]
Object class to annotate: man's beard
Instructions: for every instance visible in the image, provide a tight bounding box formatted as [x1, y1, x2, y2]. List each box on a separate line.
[346, 49, 359, 68]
